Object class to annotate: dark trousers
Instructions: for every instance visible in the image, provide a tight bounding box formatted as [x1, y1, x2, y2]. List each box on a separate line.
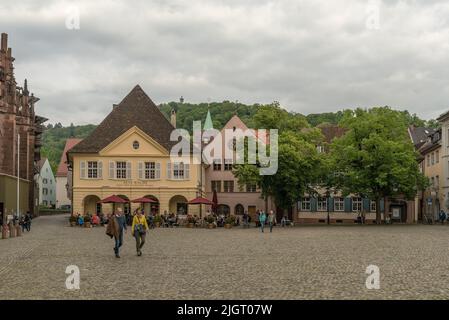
[114, 230, 123, 254]
[26, 222, 31, 231]
[134, 231, 146, 252]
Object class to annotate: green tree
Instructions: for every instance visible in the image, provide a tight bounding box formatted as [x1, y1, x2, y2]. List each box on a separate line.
[233, 105, 323, 213]
[330, 107, 428, 223]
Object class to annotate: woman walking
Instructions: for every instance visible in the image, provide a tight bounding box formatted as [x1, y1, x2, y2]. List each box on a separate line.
[132, 210, 149, 256]
[259, 211, 267, 233]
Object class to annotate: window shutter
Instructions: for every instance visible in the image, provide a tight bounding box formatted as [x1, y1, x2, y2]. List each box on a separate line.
[328, 197, 334, 212]
[344, 197, 352, 212]
[138, 161, 143, 180]
[184, 163, 190, 180]
[98, 161, 103, 178]
[109, 161, 115, 179]
[80, 161, 86, 179]
[311, 197, 317, 212]
[126, 161, 132, 179]
[155, 163, 161, 179]
[362, 198, 370, 212]
[167, 161, 172, 179]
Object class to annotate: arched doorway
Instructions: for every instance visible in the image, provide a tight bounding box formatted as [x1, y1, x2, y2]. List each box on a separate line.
[235, 204, 244, 215]
[169, 195, 188, 215]
[117, 195, 130, 214]
[217, 204, 230, 216]
[83, 195, 101, 215]
[144, 195, 160, 215]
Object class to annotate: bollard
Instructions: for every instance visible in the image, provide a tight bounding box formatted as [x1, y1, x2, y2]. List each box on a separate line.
[16, 224, 22, 237]
[1, 225, 9, 239]
[9, 222, 16, 238]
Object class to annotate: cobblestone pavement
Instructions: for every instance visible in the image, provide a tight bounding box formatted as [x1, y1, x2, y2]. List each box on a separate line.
[1, 214, 449, 299]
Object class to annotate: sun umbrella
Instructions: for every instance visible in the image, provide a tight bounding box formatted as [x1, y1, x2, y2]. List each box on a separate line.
[98, 195, 128, 203]
[131, 197, 157, 203]
[188, 197, 214, 205]
[212, 190, 218, 214]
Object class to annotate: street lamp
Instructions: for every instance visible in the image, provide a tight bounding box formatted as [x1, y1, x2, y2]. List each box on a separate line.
[326, 190, 331, 225]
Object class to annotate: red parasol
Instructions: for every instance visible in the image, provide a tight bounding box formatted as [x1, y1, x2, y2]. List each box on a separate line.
[188, 197, 214, 205]
[98, 195, 128, 203]
[131, 197, 157, 203]
[212, 190, 218, 213]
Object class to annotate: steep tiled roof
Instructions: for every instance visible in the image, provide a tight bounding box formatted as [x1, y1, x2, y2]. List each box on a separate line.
[36, 158, 47, 172]
[408, 126, 435, 148]
[56, 138, 82, 177]
[68, 85, 176, 155]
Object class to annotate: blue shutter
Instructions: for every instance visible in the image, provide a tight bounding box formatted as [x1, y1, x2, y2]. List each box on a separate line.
[328, 197, 334, 212]
[363, 198, 370, 212]
[311, 197, 317, 212]
[344, 197, 352, 212]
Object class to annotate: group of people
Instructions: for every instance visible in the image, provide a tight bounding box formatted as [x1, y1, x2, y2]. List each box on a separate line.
[106, 207, 149, 258]
[255, 210, 277, 233]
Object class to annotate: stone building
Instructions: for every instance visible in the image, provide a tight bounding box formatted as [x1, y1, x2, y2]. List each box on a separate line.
[0, 33, 46, 218]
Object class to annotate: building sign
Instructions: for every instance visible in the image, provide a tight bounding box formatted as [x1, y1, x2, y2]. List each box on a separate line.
[392, 208, 400, 219]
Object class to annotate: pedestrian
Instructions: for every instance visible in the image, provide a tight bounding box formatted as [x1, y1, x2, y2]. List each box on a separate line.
[132, 210, 149, 256]
[268, 210, 276, 233]
[255, 210, 260, 228]
[25, 212, 32, 231]
[259, 210, 267, 233]
[439, 210, 447, 225]
[242, 211, 249, 228]
[106, 207, 127, 258]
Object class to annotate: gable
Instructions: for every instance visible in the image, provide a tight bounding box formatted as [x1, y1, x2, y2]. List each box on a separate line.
[99, 126, 169, 157]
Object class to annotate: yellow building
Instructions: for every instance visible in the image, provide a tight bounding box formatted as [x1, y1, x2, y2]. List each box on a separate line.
[67, 85, 204, 216]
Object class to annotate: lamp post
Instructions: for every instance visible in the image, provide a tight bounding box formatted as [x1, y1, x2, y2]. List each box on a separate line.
[17, 133, 20, 220]
[326, 190, 331, 225]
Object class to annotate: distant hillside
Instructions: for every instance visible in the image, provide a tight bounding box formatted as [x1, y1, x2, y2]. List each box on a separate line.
[41, 124, 96, 174]
[42, 103, 437, 174]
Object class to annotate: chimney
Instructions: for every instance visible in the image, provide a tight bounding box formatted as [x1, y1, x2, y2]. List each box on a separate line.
[1, 33, 7, 52]
[170, 109, 176, 128]
[112, 104, 118, 109]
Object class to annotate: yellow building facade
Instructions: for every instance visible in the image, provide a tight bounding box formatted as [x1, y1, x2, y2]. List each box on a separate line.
[68, 85, 204, 217]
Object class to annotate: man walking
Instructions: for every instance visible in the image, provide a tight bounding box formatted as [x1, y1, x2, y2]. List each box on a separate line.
[106, 207, 127, 258]
[259, 210, 267, 233]
[268, 210, 276, 233]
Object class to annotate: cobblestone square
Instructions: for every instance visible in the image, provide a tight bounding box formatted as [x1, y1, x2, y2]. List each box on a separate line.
[1, 214, 449, 299]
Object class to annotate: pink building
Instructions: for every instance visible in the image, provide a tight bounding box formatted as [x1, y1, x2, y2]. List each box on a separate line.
[204, 114, 274, 220]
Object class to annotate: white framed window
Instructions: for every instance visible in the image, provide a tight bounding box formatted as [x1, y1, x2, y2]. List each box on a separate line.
[168, 162, 190, 180]
[224, 159, 233, 171]
[246, 183, 257, 192]
[213, 159, 222, 171]
[116, 161, 127, 179]
[352, 197, 362, 212]
[87, 161, 98, 179]
[431, 152, 435, 165]
[334, 197, 344, 212]
[301, 197, 311, 211]
[370, 200, 376, 212]
[138, 162, 160, 180]
[80, 160, 102, 179]
[317, 197, 327, 211]
[224, 180, 234, 192]
[211, 180, 221, 192]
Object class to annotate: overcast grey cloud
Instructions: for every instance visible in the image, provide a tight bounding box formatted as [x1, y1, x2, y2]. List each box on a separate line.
[1, 0, 449, 125]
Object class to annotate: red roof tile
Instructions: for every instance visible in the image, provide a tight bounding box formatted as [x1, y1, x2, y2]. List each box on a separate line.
[56, 138, 82, 177]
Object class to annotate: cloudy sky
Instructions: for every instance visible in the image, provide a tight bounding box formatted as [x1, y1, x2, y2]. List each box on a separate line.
[1, 0, 449, 125]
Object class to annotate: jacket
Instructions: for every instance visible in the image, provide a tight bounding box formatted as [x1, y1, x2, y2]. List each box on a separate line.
[106, 214, 126, 239]
[132, 215, 149, 234]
